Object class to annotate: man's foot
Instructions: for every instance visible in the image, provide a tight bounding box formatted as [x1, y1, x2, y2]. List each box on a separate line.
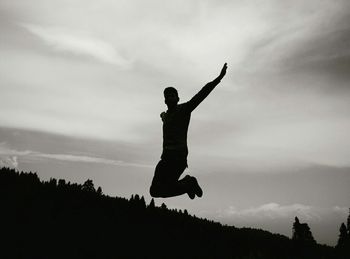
[188, 190, 195, 200]
[183, 175, 195, 199]
[190, 176, 203, 198]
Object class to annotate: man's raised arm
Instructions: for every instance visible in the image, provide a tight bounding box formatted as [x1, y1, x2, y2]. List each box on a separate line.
[187, 63, 227, 112]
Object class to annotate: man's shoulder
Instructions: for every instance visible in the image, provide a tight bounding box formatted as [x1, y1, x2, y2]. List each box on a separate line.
[162, 103, 189, 113]
[178, 102, 191, 112]
[160, 104, 190, 120]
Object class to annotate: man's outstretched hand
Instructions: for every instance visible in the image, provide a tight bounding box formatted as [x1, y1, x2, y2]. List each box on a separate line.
[219, 63, 228, 79]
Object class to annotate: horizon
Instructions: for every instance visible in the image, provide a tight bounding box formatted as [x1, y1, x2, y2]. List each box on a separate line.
[1, 0, 350, 246]
[1, 160, 348, 248]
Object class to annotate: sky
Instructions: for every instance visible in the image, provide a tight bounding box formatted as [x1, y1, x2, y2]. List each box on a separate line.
[1, 0, 350, 246]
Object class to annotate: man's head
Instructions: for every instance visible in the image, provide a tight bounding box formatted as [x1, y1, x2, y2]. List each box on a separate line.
[164, 87, 179, 108]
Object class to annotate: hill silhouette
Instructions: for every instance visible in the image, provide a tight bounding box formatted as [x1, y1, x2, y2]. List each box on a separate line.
[0, 167, 339, 258]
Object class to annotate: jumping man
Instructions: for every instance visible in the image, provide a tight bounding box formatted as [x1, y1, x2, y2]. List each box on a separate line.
[150, 63, 228, 199]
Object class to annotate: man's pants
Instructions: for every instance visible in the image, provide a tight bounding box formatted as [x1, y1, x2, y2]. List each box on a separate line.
[150, 158, 188, 198]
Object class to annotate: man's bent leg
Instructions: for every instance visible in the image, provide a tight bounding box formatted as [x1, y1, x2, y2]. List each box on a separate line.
[149, 178, 191, 198]
[150, 159, 192, 198]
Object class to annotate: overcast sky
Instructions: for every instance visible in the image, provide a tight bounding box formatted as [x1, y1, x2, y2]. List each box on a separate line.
[1, 0, 350, 245]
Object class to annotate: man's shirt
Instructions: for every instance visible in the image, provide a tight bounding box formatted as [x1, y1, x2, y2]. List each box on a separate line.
[160, 78, 221, 159]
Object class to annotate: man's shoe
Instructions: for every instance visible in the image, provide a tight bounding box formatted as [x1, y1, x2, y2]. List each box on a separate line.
[188, 190, 195, 200]
[183, 175, 195, 199]
[191, 176, 203, 198]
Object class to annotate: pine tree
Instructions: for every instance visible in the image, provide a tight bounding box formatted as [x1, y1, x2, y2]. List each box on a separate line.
[292, 216, 316, 244]
[58, 179, 66, 186]
[82, 179, 95, 192]
[336, 223, 348, 249]
[148, 198, 155, 209]
[292, 217, 300, 241]
[347, 208, 350, 236]
[140, 196, 146, 209]
[49, 178, 57, 186]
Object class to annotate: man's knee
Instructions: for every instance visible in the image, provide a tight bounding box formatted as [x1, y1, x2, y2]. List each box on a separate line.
[149, 183, 162, 198]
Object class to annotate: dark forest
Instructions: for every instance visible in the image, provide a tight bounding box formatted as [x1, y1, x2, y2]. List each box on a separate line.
[1, 167, 349, 259]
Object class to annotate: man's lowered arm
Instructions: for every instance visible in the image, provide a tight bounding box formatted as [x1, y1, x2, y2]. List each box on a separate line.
[187, 63, 227, 111]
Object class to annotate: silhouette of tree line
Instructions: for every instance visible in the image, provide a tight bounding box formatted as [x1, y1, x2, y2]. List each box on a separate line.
[0, 167, 347, 258]
[292, 217, 316, 244]
[335, 209, 350, 258]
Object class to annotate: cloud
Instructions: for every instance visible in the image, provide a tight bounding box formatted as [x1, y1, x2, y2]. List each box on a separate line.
[36, 153, 152, 168]
[0, 144, 151, 168]
[0, 155, 18, 169]
[223, 203, 316, 220]
[21, 23, 132, 68]
[209, 203, 349, 245]
[217, 203, 349, 223]
[1, 0, 350, 169]
[332, 206, 349, 214]
[243, 0, 350, 79]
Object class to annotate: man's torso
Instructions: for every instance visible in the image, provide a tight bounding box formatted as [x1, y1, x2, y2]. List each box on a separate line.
[161, 103, 191, 159]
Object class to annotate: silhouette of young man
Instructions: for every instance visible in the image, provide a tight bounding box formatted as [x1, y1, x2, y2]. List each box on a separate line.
[150, 63, 228, 199]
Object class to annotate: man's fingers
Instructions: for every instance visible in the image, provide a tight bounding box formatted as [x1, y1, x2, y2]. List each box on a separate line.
[222, 63, 227, 73]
